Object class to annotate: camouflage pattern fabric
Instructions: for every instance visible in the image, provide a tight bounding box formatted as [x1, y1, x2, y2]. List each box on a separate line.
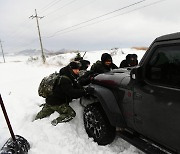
[90, 60, 101, 71]
[79, 70, 87, 77]
[38, 72, 60, 98]
[35, 103, 76, 125]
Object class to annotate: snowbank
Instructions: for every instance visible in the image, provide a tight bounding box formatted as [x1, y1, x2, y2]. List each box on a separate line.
[0, 48, 145, 154]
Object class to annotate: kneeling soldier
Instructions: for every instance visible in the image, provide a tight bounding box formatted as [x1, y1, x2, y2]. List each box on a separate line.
[35, 61, 94, 126]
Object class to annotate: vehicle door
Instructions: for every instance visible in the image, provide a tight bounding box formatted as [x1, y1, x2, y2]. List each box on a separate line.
[133, 41, 180, 151]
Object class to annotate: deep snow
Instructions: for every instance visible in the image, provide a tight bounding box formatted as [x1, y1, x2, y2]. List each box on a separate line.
[0, 49, 145, 154]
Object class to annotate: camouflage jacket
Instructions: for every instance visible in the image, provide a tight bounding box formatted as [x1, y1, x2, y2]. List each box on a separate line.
[46, 66, 85, 106]
[90, 60, 118, 74]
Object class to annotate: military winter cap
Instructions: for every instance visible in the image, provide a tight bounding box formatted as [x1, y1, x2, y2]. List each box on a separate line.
[69, 61, 81, 69]
[101, 53, 112, 62]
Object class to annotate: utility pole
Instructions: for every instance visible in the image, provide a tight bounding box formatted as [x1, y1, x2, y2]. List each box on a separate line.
[0, 40, 5, 63]
[29, 9, 46, 64]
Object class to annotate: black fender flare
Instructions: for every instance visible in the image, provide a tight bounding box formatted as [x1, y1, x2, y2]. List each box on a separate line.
[90, 84, 126, 127]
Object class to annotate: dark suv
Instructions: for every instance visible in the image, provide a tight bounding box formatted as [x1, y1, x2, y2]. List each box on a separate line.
[82, 32, 180, 154]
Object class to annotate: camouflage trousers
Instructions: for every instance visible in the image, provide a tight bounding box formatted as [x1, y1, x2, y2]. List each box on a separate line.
[35, 103, 76, 125]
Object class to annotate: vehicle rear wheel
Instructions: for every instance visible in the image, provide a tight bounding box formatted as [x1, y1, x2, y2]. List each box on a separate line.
[83, 103, 116, 145]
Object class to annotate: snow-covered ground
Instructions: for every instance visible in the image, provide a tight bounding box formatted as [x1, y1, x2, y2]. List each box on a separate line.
[0, 48, 145, 154]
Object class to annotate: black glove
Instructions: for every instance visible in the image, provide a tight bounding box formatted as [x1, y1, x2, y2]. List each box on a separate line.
[84, 86, 94, 95]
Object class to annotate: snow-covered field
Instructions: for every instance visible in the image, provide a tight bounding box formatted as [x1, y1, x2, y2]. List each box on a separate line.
[0, 49, 145, 154]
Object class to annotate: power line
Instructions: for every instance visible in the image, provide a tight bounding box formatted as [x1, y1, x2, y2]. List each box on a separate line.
[45, 0, 167, 37]
[2, 1, 61, 43]
[44, 0, 77, 17]
[39, 0, 63, 14]
[46, 0, 97, 25]
[57, 0, 96, 18]
[40, 0, 60, 11]
[47, 0, 147, 38]
[3, 0, 63, 53]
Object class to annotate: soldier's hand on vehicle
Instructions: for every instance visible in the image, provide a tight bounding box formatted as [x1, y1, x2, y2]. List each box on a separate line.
[85, 87, 94, 95]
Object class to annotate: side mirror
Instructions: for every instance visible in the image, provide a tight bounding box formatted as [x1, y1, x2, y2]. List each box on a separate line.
[130, 66, 143, 82]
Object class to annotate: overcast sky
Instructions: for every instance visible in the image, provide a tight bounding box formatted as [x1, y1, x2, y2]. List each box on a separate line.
[0, 0, 180, 53]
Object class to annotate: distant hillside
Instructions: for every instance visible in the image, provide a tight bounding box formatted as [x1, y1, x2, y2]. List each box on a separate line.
[14, 48, 77, 56]
[131, 47, 148, 50]
[15, 49, 43, 55]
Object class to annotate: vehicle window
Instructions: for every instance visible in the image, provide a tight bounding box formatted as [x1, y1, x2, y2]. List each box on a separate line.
[145, 45, 180, 89]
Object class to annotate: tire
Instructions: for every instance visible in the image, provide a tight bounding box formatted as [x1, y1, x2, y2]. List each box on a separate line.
[83, 103, 116, 145]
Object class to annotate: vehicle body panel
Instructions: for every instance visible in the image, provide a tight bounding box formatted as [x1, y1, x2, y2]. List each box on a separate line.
[86, 32, 180, 153]
[133, 38, 180, 152]
[89, 84, 126, 127]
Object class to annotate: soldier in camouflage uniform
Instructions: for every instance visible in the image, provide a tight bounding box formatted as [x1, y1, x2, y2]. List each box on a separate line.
[90, 53, 118, 74]
[119, 54, 138, 68]
[35, 61, 93, 126]
[78, 53, 118, 86]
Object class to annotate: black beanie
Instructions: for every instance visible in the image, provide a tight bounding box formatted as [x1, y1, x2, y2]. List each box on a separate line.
[69, 61, 81, 69]
[80, 60, 90, 70]
[101, 53, 112, 63]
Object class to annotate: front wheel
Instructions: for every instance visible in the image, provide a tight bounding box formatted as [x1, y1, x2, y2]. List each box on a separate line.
[83, 103, 116, 145]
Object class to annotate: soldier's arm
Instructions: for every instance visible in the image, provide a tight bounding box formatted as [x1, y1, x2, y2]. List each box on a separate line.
[60, 77, 85, 99]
